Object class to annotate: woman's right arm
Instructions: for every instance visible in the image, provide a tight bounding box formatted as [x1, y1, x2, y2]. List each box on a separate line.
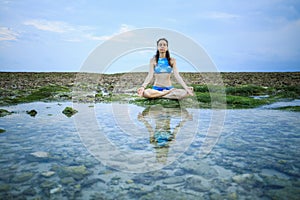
[137, 58, 155, 96]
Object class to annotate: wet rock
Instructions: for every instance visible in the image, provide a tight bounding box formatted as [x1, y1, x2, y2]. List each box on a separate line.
[27, 151, 51, 162]
[132, 176, 153, 185]
[144, 170, 169, 180]
[57, 165, 89, 180]
[82, 178, 105, 188]
[62, 106, 78, 117]
[0, 184, 10, 192]
[0, 129, 6, 134]
[60, 177, 75, 185]
[40, 180, 56, 189]
[126, 179, 134, 184]
[232, 174, 253, 184]
[180, 160, 218, 179]
[139, 187, 199, 200]
[262, 176, 288, 189]
[22, 187, 37, 196]
[41, 171, 55, 178]
[174, 169, 185, 176]
[185, 176, 211, 192]
[12, 172, 34, 183]
[50, 185, 62, 194]
[265, 186, 300, 200]
[109, 176, 121, 185]
[26, 109, 37, 117]
[0, 109, 12, 117]
[162, 176, 185, 185]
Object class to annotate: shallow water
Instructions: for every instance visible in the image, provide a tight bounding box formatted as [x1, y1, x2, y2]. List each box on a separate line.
[0, 102, 299, 199]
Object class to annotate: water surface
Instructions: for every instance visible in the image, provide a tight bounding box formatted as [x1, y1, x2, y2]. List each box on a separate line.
[0, 102, 299, 199]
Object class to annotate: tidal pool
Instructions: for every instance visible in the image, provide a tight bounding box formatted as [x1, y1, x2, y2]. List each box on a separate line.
[0, 101, 299, 199]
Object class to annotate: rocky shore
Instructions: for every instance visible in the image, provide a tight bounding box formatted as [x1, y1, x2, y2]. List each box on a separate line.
[1, 72, 299, 90]
[0, 72, 299, 109]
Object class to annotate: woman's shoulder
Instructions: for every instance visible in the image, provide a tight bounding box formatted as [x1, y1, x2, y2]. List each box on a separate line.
[150, 57, 156, 65]
[170, 57, 176, 66]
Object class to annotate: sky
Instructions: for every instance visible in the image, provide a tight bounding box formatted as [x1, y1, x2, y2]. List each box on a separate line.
[0, 0, 299, 73]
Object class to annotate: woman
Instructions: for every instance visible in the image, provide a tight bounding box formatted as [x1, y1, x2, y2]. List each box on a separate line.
[137, 38, 194, 99]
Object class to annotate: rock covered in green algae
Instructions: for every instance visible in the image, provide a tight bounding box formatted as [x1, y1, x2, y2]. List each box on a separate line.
[26, 109, 37, 117]
[0, 109, 12, 117]
[0, 129, 6, 133]
[57, 165, 89, 180]
[62, 106, 78, 117]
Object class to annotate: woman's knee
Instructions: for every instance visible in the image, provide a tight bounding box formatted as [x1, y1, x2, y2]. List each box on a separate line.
[143, 89, 153, 98]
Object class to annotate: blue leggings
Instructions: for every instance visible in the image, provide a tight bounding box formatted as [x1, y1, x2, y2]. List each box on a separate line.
[152, 86, 174, 91]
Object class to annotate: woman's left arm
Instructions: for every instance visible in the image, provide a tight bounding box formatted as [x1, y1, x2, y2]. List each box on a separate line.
[171, 58, 194, 96]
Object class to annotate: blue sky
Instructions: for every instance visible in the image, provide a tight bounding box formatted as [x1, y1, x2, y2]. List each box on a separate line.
[0, 0, 299, 72]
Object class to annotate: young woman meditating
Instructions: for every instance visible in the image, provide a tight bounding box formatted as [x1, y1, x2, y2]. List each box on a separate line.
[137, 38, 194, 99]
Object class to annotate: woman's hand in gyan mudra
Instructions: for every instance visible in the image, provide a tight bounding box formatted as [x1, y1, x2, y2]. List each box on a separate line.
[186, 87, 194, 96]
[137, 87, 145, 97]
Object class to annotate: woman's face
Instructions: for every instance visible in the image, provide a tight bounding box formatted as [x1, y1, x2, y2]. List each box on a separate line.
[157, 40, 168, 53]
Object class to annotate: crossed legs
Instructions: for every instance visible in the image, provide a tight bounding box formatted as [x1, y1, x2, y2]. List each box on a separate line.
[143, 87, 193, 100]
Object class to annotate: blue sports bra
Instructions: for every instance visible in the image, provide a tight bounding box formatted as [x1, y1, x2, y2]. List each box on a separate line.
[154, 58, 172, 74]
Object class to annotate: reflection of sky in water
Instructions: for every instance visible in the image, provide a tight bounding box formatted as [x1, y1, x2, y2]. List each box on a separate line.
[0, 101, 299, 199]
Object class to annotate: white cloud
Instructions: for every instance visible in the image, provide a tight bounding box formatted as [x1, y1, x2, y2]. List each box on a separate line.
[200, 11, 240, 20]
[24, 19, 75, 33]
[23, 19, 134, 42]
[0, 27, 18, 41]
[84, 24, 135, 41]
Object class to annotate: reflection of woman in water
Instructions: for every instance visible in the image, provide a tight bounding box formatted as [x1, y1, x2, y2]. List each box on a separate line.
[138, 105, 192, 163]
[137, 38, 194, 99]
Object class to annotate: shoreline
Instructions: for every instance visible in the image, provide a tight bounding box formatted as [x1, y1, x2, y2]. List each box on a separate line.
[1, 71, 299, 89]
[0, 72, 299, 109]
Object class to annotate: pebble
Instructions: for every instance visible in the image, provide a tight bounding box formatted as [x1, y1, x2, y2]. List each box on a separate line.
[50, 185, 62, 194]
[41, 171, 55, 178]
[232, 174, 253, 184]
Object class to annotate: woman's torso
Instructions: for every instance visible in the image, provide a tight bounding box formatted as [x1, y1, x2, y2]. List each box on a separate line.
[153, 57, 173, 87]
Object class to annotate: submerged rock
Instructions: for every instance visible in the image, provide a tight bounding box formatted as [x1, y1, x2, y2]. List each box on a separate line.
[27, 151, 51, 162]
[22, 187, 37, 196]
[62, 106, 78, 117]
[40, 180, 56, 189]
[232, 174, 253, 184]
[57, 165, 89, 180]
[180, 160, 218, 179]
[60, 177, 75, 185]
[41, 171, 55, 178]
[12, 172, 34, 183]
[0, 184, 10, 192]
[50, 185, 62, 194]
[184, 176, 212, 192]
[162, 176, 185, 185]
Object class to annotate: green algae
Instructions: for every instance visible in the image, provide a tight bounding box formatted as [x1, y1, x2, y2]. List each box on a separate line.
[272, 106, 300, 112]
[0, 109, 12, 117]
[0, 83, 299, 109]
[0, 85, 71, 105]
[62, 107, 78, 117]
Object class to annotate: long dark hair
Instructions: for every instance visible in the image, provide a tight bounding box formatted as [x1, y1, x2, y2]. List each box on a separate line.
[155, 38, 172, 67]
